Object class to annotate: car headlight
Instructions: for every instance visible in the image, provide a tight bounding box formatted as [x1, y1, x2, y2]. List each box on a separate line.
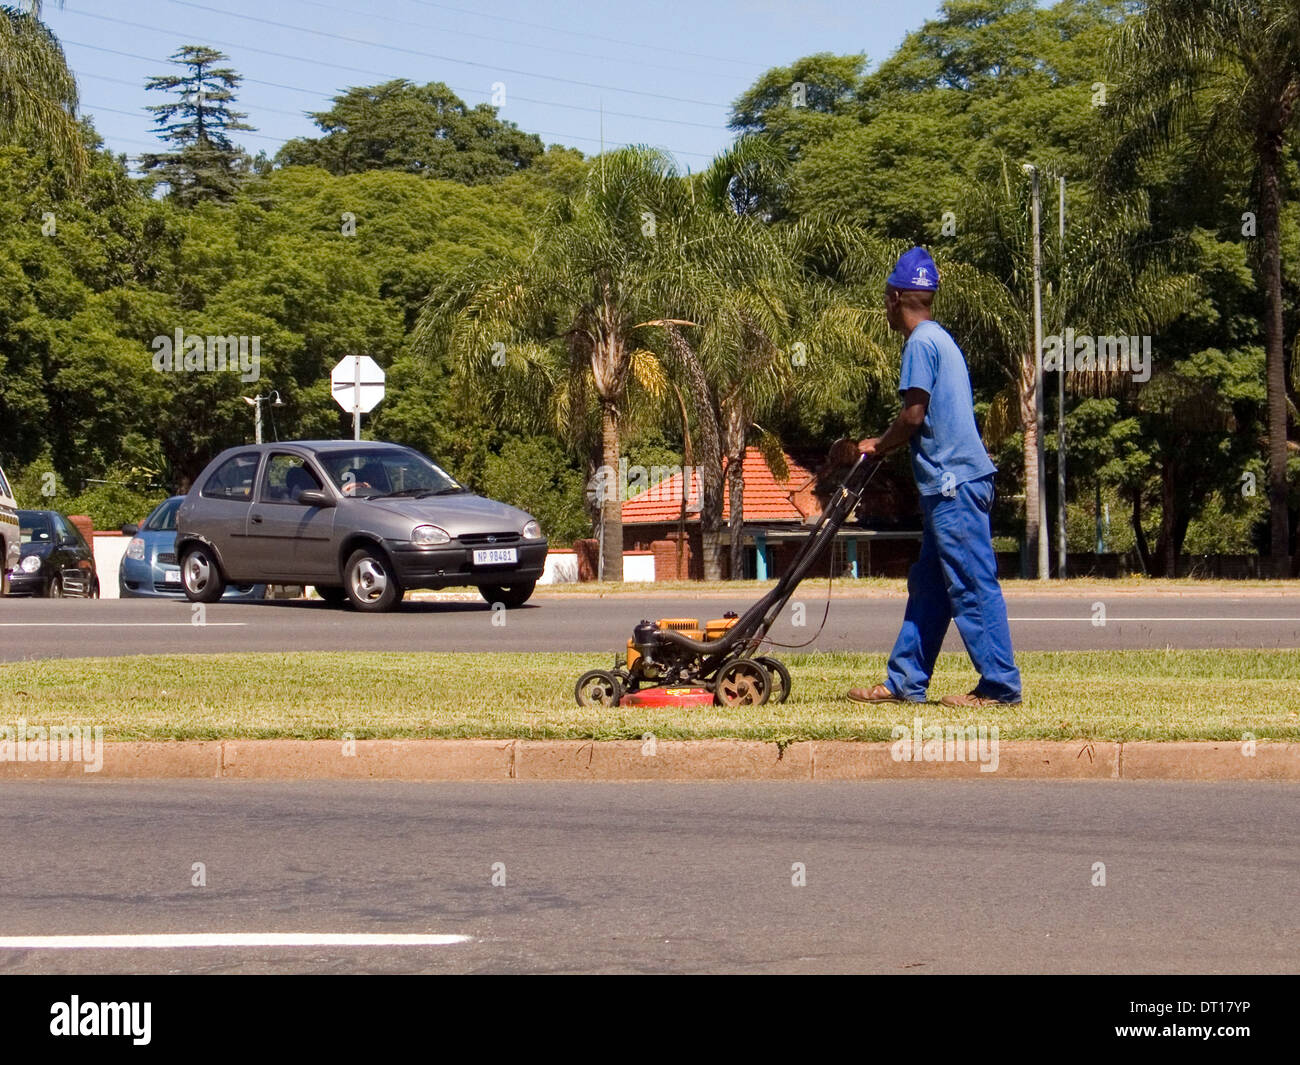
[20, 555, 42, 573]
[522, 520, 542, 540]
[126, 537, 146, 561]
[411, 524, 450, 546]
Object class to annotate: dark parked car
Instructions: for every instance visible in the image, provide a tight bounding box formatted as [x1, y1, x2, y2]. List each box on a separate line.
[0, 464, 18, 595]
[120, 496, 265, 601]
[176, 441, 547, 612]
[9, 510, 99, 598]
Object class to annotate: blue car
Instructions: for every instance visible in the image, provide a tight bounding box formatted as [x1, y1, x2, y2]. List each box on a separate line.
[119, 496, 265, 600]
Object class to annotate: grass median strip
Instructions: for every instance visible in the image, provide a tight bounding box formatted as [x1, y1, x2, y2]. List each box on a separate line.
[1, 650, 1297, 742]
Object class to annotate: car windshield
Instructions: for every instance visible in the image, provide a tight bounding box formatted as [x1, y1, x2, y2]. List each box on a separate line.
[143, 497, 182, 532]
[18, 511, 53, 544]
[317, 449, 464, 499]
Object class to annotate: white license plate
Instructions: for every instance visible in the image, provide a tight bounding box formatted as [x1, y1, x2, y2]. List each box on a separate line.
[472, 548, 517, 566]
[161, 566, 180, 581]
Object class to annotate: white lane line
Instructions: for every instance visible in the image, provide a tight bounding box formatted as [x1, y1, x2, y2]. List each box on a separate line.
[0, 933, 469, 948]
[0, 623, 247, 628]
[1008, 617, 1300, 622]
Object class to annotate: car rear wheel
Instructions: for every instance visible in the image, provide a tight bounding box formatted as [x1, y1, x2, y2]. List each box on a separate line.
[344, 548, 403, 612]
[181, 545, 226, 603]
[478, 581, 535, 609]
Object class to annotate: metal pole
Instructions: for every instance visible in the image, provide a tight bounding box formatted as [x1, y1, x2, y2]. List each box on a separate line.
[1057, 175, 1067, 579]
[1029, 166, 1048, 580]
[353, 357, 361, 441]
[255, 395, 263, 445]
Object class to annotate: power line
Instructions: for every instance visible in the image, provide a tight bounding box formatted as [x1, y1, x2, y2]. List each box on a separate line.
[402, 0, 767, 71]
[64, 40, 727, 130]
[77, 71, 310, 121]
[285, 0, 747, 84]
[68, 1, 729, 109]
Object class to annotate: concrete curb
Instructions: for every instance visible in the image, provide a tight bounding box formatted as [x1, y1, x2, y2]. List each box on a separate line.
[1, 740, 1297, 781]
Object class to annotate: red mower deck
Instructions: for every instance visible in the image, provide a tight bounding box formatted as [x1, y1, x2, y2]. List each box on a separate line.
[620, 687, 715, 708]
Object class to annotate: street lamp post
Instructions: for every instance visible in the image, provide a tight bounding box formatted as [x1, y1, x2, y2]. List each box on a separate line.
[241, 390, 285, 444]
[1058, 175, 1067, 579]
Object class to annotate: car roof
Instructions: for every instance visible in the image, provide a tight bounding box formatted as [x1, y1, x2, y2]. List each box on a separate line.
[239, 440, 411, 454]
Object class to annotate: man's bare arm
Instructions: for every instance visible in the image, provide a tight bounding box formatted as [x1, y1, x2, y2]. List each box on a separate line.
[859, 388, 930, 457]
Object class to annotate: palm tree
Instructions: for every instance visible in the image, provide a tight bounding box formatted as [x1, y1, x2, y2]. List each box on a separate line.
[416, 147, 694, 580]
[0, 1, 85, 178]
[645, 142, 889, 580]
[944, 169, 1194, 575]
[1110, 0, 1300, 576]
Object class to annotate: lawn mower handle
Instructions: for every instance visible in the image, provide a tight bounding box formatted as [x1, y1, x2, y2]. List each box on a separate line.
[655, 455, 881, 662]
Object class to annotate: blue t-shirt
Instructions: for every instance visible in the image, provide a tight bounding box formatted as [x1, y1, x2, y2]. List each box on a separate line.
[898, 319, 996, 496]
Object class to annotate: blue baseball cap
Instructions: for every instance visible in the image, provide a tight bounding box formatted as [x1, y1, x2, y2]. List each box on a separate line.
[886, 247, 940, 291]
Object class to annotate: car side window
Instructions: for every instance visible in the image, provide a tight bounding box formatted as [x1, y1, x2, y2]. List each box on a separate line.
[260, 453, 324, 504]
[201, 453, 262, 501]
[59, 516, 88, 549]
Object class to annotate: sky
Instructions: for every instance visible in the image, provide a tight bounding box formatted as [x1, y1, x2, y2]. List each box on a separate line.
[45, 0, 944, 170]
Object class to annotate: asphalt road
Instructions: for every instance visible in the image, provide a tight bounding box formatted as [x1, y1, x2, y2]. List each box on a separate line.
[1, 593, 1299, 660]
[0, 780, 1294, 974]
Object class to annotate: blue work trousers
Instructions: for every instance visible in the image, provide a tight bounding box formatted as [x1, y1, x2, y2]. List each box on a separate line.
[885, 474, 1022, 703]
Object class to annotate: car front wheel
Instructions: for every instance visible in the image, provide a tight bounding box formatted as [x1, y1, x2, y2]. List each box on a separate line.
[181, 545, 226, 603]
[344, 548, 403, 612]
[478, 581, 535, 609]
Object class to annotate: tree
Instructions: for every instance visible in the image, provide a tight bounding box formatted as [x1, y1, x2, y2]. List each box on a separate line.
[140, 46, 255, 207]
[276, 80, 544, 184]
[1110, 0, 1300, 575]
[416, 147, 698, 580]
[0, 0, 85, 178]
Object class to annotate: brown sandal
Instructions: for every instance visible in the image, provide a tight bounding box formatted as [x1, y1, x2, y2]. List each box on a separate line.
[847, 683, 905, 704]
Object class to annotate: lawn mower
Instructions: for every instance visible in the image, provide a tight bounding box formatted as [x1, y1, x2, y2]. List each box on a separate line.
[574, 447, 880, 709]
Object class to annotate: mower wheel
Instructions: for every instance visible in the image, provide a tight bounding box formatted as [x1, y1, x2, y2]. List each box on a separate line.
[755, 656, 791, 703]
[575, 669, 624, 707]
[714, 659, 772, 707]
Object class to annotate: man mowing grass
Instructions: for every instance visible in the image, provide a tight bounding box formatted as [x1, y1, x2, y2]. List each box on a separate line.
[849, 247, 1022, 709]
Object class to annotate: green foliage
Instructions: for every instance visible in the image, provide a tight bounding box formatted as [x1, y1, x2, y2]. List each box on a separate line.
[276, 80, 545, 184]
[0, 4, 1296, 574]
[140, 46, 257, 207]
[479, 436, 588, 546]
[0, 2, 85, 178]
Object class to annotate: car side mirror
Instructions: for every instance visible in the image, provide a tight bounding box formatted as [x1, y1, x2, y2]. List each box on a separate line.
[120, 523, 139, 536]
[296, 489, 335, 508]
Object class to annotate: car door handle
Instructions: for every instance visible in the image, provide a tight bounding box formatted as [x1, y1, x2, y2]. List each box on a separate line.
[251, 513, 263, 524]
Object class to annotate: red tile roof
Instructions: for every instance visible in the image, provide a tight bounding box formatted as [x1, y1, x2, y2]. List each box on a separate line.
[621, 448, 814, 525]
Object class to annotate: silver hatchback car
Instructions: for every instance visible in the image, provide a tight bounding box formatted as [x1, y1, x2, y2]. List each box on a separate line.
[176, 441, 547, 611]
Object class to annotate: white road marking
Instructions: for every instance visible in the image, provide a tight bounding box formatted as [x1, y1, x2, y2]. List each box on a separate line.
[0, 933, 469, 948]
[0, 623, 246, 628]
[1008, 617, 1300, 622]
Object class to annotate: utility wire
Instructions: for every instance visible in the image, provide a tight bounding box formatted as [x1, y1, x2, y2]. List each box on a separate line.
[65, 42, 726, 130]
[62, 3, 730, 108]
[403, 0, 767, 70]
